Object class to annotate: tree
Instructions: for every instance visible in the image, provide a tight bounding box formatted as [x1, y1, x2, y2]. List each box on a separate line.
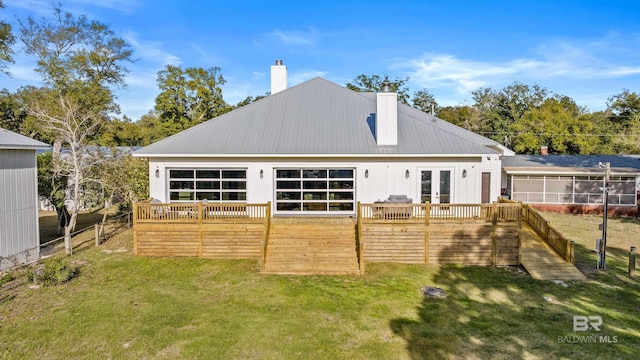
[472, 82, 548, 147]
[37, 152, 69, 233]
[90, 150, 149, 227]
[509, 96, 594, 154]
[19, 4, 133, 254]
[411, 89, 439, 114]
[96, 115, 143, 146]
[154, 64, 228, 135]
[437, 105, 487, 134]
[0, 89, 27, 133]
[0, 0, 15, 76]
[346, 74, 411, 104]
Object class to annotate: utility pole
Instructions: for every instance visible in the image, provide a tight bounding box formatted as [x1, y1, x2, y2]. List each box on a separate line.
[597, 162, 611, 270]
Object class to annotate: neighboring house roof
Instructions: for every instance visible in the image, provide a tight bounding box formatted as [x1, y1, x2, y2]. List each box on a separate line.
[0, 128, 50, 150]
[503, 155, 640, 174]
[134, 77, 503, 158]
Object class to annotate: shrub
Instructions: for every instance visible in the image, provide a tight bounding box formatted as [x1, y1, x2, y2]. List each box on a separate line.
[0, 272, 16, 286]
[26, 256, 79, 286]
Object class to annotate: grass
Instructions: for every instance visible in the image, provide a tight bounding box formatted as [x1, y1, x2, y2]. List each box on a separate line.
[1, 213, 639, 359]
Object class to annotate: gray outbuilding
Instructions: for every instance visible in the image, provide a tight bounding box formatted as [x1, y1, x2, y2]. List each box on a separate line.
[0, 128, 50, 270]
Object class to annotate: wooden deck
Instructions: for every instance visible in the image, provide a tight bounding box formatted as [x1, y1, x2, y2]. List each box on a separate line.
[132, 201, 585, 279]
[520, 223, 585, 281]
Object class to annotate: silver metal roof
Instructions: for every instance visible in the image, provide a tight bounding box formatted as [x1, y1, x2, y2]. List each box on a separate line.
[0, 128, 50, 150]
[134, 77, 500, 157]
[503, 154, 640, 172]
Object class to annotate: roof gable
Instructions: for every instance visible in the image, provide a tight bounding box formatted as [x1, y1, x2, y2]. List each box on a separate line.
[0, 128, 50, 150]
[135, 77, 500, 157]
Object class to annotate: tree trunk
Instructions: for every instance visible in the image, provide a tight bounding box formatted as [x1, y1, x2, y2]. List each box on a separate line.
[64, 212, 78, 255]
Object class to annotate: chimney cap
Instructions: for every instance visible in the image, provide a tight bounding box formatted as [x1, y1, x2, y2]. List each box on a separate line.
[381, 79, 391, 93]
[275, 59, 283, 65]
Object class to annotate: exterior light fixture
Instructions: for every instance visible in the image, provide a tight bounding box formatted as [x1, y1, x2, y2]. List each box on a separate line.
[462, 169, 467, 178]
[260, 169, 264, 178]
[405, 169, 410, 178]
[155, 167, 159, 178]
[365, 169, 369, 178]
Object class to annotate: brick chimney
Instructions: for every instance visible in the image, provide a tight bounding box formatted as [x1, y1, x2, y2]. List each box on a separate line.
[270, 60, 287, 95]
[540, 145, 548, 156]
[375, 80, 398, 146]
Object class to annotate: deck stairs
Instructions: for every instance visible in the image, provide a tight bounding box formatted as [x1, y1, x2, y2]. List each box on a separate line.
[262, 217, 361, 275]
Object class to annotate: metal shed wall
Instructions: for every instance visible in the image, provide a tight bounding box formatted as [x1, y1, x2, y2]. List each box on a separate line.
[0, 149, 40, 269]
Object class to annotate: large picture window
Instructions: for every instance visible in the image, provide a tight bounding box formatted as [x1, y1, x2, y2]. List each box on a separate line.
[275, 168, 355, 213]
[168, 169, 246, 202]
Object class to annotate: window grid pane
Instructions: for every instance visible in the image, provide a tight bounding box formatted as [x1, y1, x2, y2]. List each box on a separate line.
[168, 168, 246, 202]
[276, 168, 355, 212]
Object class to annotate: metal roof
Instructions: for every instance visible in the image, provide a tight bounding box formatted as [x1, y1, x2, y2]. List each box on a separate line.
[0, 128, 50, 150]
[502, 155, 640, 172]
[134, 77, 500, 158]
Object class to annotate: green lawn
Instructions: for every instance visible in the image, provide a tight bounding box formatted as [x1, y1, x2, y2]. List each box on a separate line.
[1, 213, 639, 359]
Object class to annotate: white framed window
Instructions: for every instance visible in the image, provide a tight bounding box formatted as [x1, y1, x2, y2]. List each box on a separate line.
[275, 168, 355, 213]
[168, 169, 246, 202]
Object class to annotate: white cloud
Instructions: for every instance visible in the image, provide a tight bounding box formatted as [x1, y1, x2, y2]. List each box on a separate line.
[393, 35, 640, 94]
[267, 27, 318, 46]
[289, 69, 327, 85]
[124, 32, 181, 66]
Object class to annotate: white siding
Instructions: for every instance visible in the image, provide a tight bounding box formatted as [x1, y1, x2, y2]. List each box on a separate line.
[149, 156, 503, 214]
[0, 149, 40, 269]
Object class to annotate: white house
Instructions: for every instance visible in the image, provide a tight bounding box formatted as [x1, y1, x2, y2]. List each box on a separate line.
[0, 128, 50, 270]
[134, 61, 513, 216]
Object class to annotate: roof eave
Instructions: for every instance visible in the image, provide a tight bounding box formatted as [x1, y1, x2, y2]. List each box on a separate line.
[133, 152, 493, 159]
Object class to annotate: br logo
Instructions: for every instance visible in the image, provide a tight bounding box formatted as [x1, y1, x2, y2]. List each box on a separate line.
[573, 315, 602, 331]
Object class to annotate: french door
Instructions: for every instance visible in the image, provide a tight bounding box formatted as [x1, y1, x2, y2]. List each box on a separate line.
[420, 169, 452, 204]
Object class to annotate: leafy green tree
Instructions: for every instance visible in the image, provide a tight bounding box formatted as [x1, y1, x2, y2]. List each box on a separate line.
[472, 82, 548, 147]
[233, 93, 269, 109]
[437, 105, 487, 134]
[96, 115, 143, 147]
[154, 64, 228, 135]
[0, 0, 15, 76]
[607, 89, 640, 126]
[411, 89, 439, 114]
[509, 96, 594, 154]
[37, 152, 68, 233]
[346, 74, 411, 104]
[19, 4, 133, 254]
[0, 89, 27, 132]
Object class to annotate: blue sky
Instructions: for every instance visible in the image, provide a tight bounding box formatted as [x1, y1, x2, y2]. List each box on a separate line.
[2, 0, 640, 121]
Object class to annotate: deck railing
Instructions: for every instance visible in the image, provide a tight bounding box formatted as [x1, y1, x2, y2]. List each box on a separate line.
[134, 202, 268, 223]
[522, 204, 575, 263]
[358, 202, 522, 223]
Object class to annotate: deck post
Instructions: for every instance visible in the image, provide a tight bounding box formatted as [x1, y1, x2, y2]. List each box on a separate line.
[261, 202, 271, 270]
[133, 202, 138, 255]
[198, 202, 203, 258]
[492, 202, 498, 225]
[491, 233, 497, 266]
[629, 246, 636, 277]
[425, 202, 430, 226]
[94, 223, 100, 246]
[357, 201, 364, 274]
